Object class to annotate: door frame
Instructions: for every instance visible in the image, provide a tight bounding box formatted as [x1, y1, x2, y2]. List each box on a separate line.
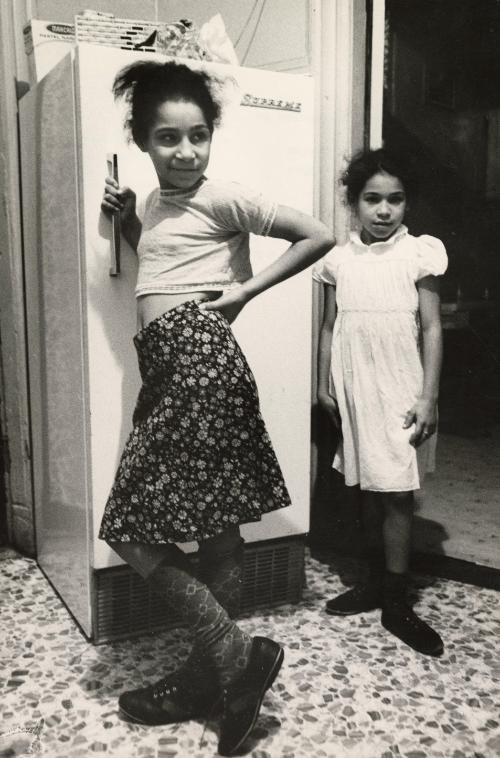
[0, 1, 34, 554]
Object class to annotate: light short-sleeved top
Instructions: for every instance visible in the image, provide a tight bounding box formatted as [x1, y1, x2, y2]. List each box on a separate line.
[135, 177, 277, 298]
[313, 225, 448, 491]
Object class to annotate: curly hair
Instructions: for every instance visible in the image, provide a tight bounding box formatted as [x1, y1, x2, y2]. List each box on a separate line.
[112, 60, 224, 147]
[341, 148, 419, 206]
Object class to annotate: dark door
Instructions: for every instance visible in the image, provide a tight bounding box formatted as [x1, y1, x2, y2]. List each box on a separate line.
[383, 0, 500, 568]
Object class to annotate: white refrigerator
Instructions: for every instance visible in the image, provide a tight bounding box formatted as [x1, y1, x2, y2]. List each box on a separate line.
[20, 43, 315, 641]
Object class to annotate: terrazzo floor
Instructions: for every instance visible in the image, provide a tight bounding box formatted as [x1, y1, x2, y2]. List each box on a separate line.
[1, 548, 499, 758]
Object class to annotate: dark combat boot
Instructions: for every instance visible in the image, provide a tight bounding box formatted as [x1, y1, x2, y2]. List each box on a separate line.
[325, 553, 383, 616]
[217, 636, 284, 756]
[118, 669, 221, 726]
[381, 571, 444, 657]
[118, 646, 222, 726]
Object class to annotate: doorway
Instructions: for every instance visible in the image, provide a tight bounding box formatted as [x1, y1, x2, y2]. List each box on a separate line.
[383, 0, 500, 569]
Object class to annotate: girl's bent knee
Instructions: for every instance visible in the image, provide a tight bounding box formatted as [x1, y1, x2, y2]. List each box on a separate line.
[107, 540, 188, 579]
[198, 526, 243, 560]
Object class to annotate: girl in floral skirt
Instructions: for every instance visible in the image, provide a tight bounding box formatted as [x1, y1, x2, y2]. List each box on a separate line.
[99, 59, 333, 755]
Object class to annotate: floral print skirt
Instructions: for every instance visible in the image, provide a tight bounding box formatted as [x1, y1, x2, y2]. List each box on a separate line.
[98, 300, 291, 544]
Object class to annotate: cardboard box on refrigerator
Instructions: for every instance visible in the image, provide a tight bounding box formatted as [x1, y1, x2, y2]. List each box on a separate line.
[23, 20, 75, 83]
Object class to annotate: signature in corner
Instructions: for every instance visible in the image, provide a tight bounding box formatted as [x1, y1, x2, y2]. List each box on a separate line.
[0, 718, 44, 755]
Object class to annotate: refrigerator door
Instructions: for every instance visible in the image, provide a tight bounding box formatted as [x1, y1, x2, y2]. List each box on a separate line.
[19, 53, 93, 634]
[76, 44, 315, 570]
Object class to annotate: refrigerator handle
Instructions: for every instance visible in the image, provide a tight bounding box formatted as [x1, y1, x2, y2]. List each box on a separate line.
[106, 153, 121, 276]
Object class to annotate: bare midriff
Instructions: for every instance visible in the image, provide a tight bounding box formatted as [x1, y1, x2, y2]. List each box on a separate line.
[136, 291, 222, 331]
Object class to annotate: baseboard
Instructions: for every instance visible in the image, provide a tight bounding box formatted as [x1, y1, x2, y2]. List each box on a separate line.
[308, 539, 500, 591]
[411, 551, 500, 591]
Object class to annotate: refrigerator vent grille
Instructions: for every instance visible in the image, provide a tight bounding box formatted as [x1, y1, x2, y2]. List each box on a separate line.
[93, 537, 304, 644]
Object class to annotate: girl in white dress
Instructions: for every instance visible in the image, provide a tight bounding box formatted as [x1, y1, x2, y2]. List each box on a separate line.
[314, 148, 448, 656]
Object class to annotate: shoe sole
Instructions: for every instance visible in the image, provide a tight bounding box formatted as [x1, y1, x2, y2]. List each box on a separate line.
[325, 605, 379, 616]
[223, 645, 284, 756]
[118, 704, 203, 726]
[119, 706, 155, 725]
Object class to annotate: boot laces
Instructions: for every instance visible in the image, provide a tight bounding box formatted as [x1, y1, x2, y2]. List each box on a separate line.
[387, 604, 427, 631]
[151, 674, 181, 700]
[405, 608, 432, 631]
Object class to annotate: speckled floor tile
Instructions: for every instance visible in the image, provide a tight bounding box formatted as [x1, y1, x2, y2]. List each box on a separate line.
[1, 551, 499, 757]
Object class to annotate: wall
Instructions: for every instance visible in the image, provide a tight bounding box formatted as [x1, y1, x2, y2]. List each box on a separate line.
[29, 0, 311, 72]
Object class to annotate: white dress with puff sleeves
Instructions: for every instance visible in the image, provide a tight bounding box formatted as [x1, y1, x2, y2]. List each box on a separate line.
[313, 225, 448, 492]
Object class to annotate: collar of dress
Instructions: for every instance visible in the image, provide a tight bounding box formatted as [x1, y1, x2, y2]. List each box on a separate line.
[349, 224, 408, 250]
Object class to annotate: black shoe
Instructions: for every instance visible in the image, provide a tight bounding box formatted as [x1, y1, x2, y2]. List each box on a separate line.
[217, 636, 284, 757]
[381, 605, 444, 657]
[325, 584, 381, 616]
[381, 570, 444, 657]
[118, 672, 220, 726]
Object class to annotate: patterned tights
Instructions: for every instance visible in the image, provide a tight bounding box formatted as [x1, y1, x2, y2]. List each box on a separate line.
[109, 528, 250, 688]
[197, 525, 245, 619]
